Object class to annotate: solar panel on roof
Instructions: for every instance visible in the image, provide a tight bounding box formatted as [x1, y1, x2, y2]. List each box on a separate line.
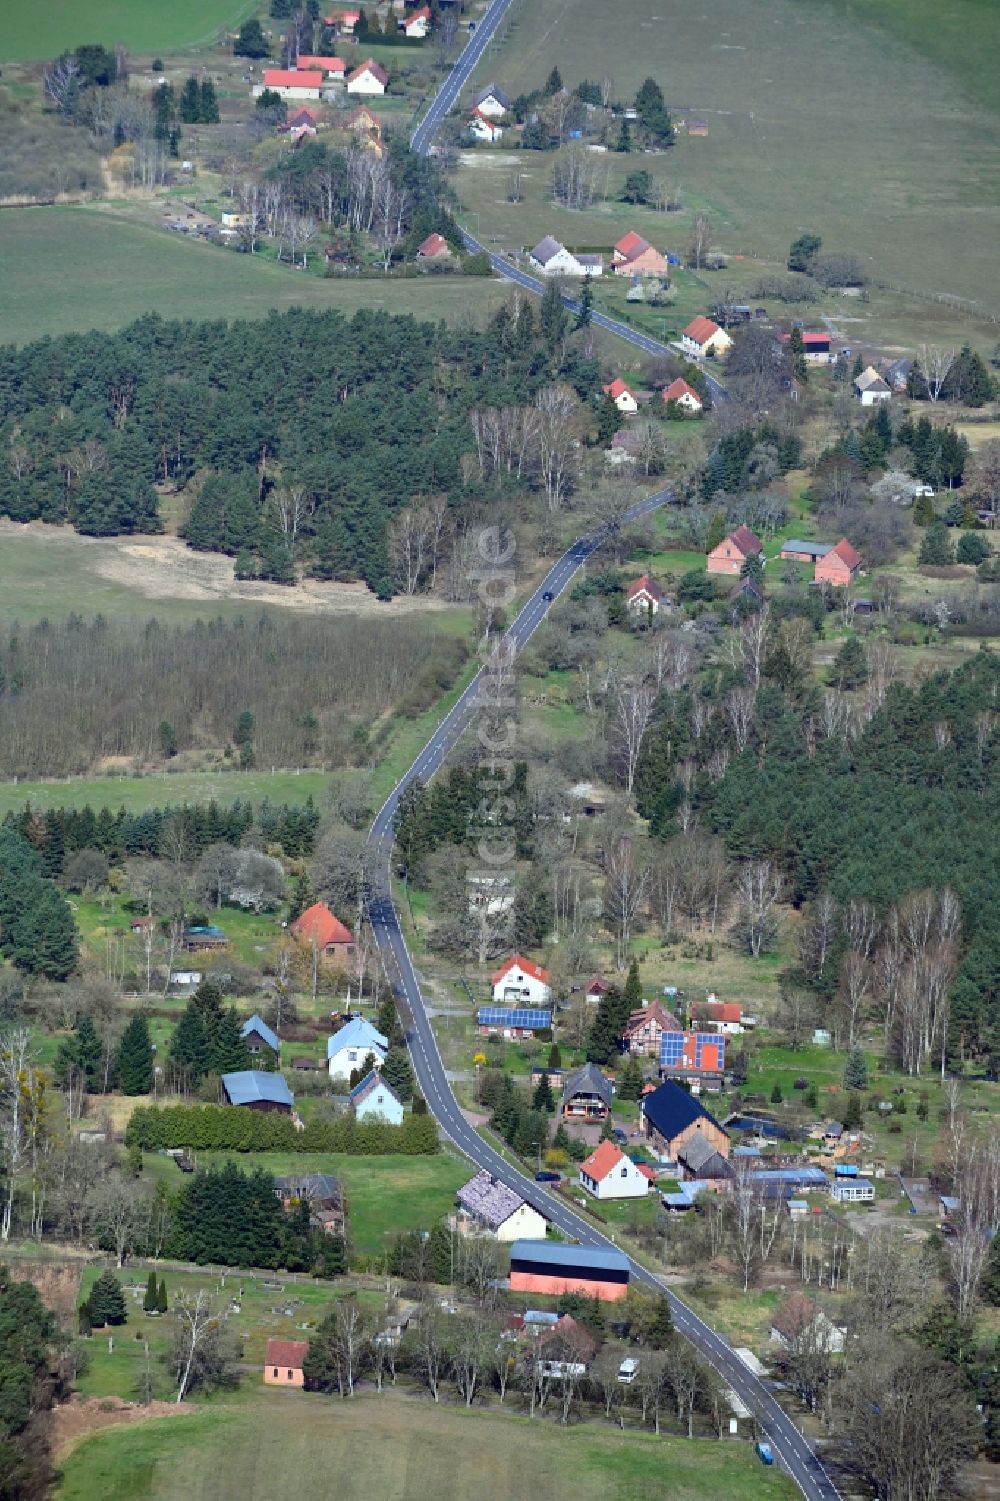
[477, 1008, 551, 1029]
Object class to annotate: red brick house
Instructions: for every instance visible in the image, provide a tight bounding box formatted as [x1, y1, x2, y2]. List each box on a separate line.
[814, 538, 861, 587]
[290, 902, 354, 957]
[612, 231, 668, 278]
[264, 1338, 309, 1387]
[707, 525, 763, 576]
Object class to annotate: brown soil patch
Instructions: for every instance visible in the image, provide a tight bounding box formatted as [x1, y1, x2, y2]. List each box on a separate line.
[0, 521, 449, 616]
[51, 1394, 194, 1463]
[8, 1260, 81, 1321]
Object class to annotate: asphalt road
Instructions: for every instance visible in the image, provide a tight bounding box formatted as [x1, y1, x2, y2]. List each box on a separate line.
[408, 5, 728, 402]
[365, 482, 841, 1500]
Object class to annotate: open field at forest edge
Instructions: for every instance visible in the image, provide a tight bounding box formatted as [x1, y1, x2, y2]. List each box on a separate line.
[0, 0, 258, 63]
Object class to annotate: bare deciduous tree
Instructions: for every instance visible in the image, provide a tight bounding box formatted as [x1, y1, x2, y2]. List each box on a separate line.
[733, 860, 783, 957]
[919, 344, 957, 403]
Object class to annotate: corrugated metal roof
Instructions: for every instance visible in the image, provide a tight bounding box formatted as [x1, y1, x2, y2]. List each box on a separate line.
[327, 1017, 388, 1059]
[509, 1240, 630, 1274]
[222, 1071, 293, 1107]
[242, 1014, 279, 1052]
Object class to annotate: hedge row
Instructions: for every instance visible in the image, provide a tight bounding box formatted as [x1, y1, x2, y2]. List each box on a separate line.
[125, 1104, 439, 1155]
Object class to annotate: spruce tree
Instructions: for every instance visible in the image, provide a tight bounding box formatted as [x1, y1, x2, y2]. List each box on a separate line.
[770, 1081, 783, 1104]
[623, 958, 642, 1011]
[157, 1278, 168, 1314]
[843, 1092, 863, 1129]
[547, 1042, 561, 1070]
[143, 1271, 158, 1312]
[617, 1055, 645, 1101]
[117, 1015, 153, 1095]
[575, 277, 593, 329]
[587, 985, 628, 1065]
[532, 1072, 555, 1113]
[843, 1044, 868, 1091]
[88, 1271, 127, 1327]
[919, 522, 954, 566]
[381, 1047, 414, 1101]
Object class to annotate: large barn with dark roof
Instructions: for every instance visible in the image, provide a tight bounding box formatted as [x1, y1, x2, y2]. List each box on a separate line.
[509, 1240, 631, 1302]
[640, 1080, 729, 1162]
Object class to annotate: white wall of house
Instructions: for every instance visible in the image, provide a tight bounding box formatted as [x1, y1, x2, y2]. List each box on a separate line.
[328, 1042, 386, 1080]
[347, 70, 385, 95]
[355, 1087, 404, 1125]
[252, 83, 321, 101]
[493, 969, 551, 1005]
[496, 1202, 548, 1241]
[581, 1158, 649, 1200]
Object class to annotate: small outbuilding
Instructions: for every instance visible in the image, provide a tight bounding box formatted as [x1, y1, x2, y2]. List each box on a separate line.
[264, 1337, 309, 1386]
[222, 1071, 294, 1113]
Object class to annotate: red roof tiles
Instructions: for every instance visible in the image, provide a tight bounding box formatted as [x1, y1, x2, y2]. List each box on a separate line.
[290, 902, 353, 948]
[265, 1338, 309, 1369]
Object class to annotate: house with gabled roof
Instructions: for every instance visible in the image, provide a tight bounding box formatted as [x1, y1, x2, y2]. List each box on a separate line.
[612, 230, 668, 278]
[659, 1031, 726, 1090]
[624, 1000, 682, 1056]
[660, 377, 703, 414]
[472, 84, 511, 119]
[222, 1070, 294, 1113]
[264, 1337, 309, 1386]
[255, 69, 323, 101]
[492, 954, 551, 1005]
[681, 316, 732, 359]
[326, 1016, 388, 1080]
[770, 1292, 845, 1353]
[455, 1168, 547, 1240]
[402, 6, 431, 36]
[416, 231, 450, 260]
[349, 1068, 404, 1124]
[603, 377, 639, 414]
[347, 59, 388, 95]
[626, 574, 665, 615]
[641, 1079, 729, 1161]
[290, 902, 354, 957]
[469, 107, 504, 143]
[579, 1140, 652, 1200]
[853, 367, 891, 405]
[297, 55, 346, 79]
[707, 525, 763, 577]
[585, 975, 610, 1004]
[815, 538, 861, 587]
[560, 1062, 614, 1122]
[529, 237, 602, 278]
[241, 1014, 279, 1058]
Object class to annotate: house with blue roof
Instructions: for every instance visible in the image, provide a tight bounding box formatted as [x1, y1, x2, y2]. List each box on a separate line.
[221, 1070, 294, 1113]
[326, 1016, 388, 1081]
[349, 1069, 404, 1125]
[241, 1014, 279, 1058]
[640, 1079, 729, 1163]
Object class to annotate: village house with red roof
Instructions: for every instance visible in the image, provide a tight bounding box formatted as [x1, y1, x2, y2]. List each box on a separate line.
[815, 538, 862, 587]
[254, 69, 323, 101]
[579, 1141, 653, 1201]
[707, 524, 763, 576]
[416, 231, 450, 260]
[289, 902, 354, 957]
[468, 106, 504, 142]
[264, 1338, 309, 1386]
[402, 6, 431, 36]
[660, 377, 703, 414]
[296, 55, 346, 79]
[625, 1000, 683, 1057]
[347, 59, 388, 95]
[491, 954, 552, 1006]
[611, 230, 669, 278]
[602, 377, 639, 414]
[681, 315, 733, 359]
[626, 574, 666, 615]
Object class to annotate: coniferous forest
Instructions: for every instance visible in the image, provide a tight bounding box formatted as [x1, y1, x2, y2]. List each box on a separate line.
[0, 303, 597, 595]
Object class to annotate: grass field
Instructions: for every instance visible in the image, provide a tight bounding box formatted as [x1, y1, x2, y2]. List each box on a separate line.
[0, 0, 258, 63]
[58, 1387, 799, 1501]
[0, 769, 328, 818]
[462, 0, 1000, 311]
[0, 208, 511, 346]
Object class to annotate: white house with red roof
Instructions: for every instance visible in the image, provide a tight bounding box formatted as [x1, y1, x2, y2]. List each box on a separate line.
[681, 316, 733, 359]
[626, 575, 665, 615]
[612, 231, 668, 278]
[492, 954, 552, 1006]
[781, 330, 831, 366]
[416, 231, 450, 260]
[402, 6, 431, 36]
[586, 975, 610, 1005]
[323, 9, 359, 32]
[693, 997, 744, 1035]
[660, 377, 703, 414]
[469, 107, 503, 142]
[347, 59, 388, 95]
[255, 69, 323, 101]
[579, 1141, 653, 1200]
[602, 377, 638, 414]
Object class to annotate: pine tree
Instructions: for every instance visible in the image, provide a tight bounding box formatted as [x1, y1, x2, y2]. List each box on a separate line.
[623, 958, 642, 1011]
[805, 1083, 818, 1110]
[540, 281, 568, 351]
[179, 76, 201, 123]
[381, 1047, 414, 1101]
[919, 522, 954, 565]
[143, 1271, 158, 1312]
[287, 867, 315, 923]
[199, 79, 220, 124]
[843, 1044, 868, 1090]
[587, 985, 628, 1065]
[532, 1072, 555, 1113]
[575, 277, 593, 329]
[770, 1081, 783, 1104]
[88, 1271, 127, 1327]
[705, 512, 728, 555]
[912, 493, 935, 526]
[544, 66, 563, 95]
[788, 327, 807, 382]
[157, 1279, 168, 1314]
[617, 1055, 645, 1101]
[983, 1233, 1000, 1306]
[547, 1042, 561, 1069]
[616, 117, 631, 153]
[117, 1014, 153, 1095]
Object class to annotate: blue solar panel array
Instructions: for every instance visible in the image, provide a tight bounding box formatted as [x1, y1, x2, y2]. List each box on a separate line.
[477, 1007, 552, 1030]
[659, 1032, 726, 1068]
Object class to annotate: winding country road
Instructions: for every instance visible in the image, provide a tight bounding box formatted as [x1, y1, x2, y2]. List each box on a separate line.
[359, 18, 838, 1500]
